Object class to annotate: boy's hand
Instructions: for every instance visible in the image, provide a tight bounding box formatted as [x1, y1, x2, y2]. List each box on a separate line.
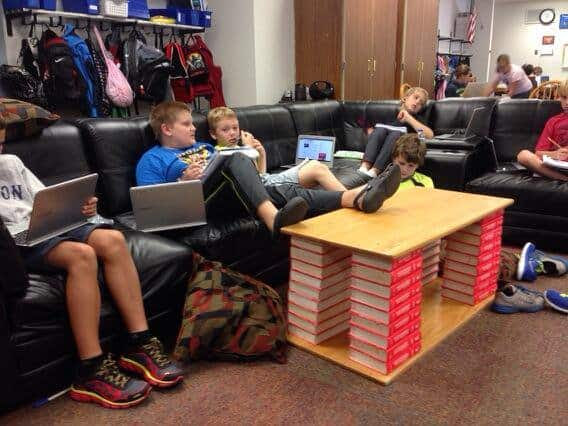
[556, 148, 568, 161]
[82, 196, 98, 217]
[397, 110, 410, 122]
[241, 130, 255, 147]
[180, 163, 203, 180]
[251, 138, 265, 154]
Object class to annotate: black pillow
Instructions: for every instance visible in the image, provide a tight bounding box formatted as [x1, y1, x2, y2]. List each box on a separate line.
[0, 217, 28, 298]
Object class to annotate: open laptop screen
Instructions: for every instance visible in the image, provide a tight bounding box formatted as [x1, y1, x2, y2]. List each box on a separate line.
[296, 135, 335, 165]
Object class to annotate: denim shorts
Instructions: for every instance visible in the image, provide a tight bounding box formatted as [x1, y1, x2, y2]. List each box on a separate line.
[260, 161, 309, 186]
[19, 223, 109, 270]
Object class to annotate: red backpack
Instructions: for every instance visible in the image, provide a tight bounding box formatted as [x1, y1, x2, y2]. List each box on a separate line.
[164, 39, 194, 103]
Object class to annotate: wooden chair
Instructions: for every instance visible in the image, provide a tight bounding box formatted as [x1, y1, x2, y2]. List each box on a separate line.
[529, 80, 562, 100]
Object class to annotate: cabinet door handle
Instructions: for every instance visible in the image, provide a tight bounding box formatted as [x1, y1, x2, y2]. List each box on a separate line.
[368, 59, 372, 73]
[373, 59, 376, 72]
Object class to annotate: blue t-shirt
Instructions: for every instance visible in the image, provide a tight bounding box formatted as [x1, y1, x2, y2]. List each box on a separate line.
[136, 142, 215, 186]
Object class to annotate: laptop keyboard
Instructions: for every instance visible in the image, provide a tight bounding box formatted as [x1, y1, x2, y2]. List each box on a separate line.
[12, 230, 29, 245]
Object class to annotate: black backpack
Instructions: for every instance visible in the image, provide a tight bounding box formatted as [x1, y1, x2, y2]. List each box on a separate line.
[122, 29, 172, 103]
[38, 29, 85, 108]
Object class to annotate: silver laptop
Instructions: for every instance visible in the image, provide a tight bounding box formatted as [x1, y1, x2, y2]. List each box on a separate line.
[130, 180, 207, 232]
[13, 173, 99, 247]
[435, 107, 487, 141]
[462, 82, 487, 98]
[283, 135, 336, 169]
[487, 137, 526, 174]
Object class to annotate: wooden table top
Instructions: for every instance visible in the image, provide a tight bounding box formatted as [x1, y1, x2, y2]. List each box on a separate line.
[282, 187, 514, 258]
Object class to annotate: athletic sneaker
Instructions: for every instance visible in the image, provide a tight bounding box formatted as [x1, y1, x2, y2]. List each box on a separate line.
[70, 353, 152, 409]
[544, 289, 568, 314]
[516, 242, 538, 282]
[517, 242, 568, 281]
[491, 284, 545, 314]
[119, 337, 184, 388]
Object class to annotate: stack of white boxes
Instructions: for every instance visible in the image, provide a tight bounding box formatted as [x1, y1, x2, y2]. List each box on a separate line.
[441, 211, 504, 305]
[348, 250, 423, 374]
[287, 237, 351, 344]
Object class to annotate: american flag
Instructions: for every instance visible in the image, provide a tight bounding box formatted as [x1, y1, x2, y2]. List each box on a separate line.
[466, 8, 477, 43]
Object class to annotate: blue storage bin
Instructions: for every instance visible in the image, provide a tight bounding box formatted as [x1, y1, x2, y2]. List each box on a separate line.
[62, 0, 99, 15]
[3, 0, 40, 9]
[128, 0, 149, 19]
[199, 10, 211, 27]
[186, 10, 200, 26]
[40, 0, 55, 10]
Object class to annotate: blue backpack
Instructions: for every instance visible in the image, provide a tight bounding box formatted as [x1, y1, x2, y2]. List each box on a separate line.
[63, 24, 97, 117]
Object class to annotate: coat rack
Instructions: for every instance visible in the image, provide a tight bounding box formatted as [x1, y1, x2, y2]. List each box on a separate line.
[4, 8, 206, 37]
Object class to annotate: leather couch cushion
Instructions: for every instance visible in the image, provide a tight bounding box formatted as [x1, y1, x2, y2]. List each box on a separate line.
[467, 172, 568, 216]
[490, 99, 562, 162]
[234, 105, 299, 171]
[430, 97, 497, 137]
[284, 100, 345, 149]
[4, 121, 93, 186]
[0, 218, 28, 298]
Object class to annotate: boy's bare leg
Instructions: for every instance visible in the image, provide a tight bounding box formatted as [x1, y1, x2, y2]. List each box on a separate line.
[298, 160, 347, 191]
[517, 150, 568, 181]
[341, 185, 364, 208]
[256, 200, 278, 231]
[45, 242, 102, 360]
[87, 229, 148, 333]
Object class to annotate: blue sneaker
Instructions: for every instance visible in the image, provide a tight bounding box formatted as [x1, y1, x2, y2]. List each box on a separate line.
[516, 242, 538, 282]
[534, 251, 568, 276]
[544, 289, 568, 314]
[491, 284, 544, 314]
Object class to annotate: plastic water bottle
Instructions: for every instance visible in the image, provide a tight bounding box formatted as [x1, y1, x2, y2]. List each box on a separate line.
[417, 128, 425, 142]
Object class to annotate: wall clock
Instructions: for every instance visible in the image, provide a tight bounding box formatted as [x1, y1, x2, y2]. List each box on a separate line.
[539, 9, 555, 25]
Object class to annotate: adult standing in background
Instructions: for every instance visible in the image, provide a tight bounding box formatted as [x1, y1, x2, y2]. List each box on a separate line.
[484, 54, 533, 98]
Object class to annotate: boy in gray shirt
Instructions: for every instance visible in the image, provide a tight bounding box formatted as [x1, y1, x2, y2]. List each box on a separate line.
[0, 148, 183, 408]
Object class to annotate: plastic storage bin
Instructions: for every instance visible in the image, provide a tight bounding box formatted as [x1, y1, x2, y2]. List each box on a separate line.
[128, 0, 149, 19]
[100, 0, 127, 17]
[62, 0, 99, 15]
[3, 0, 40, 9]
[199, 10, 211, 27]
[40, 0, 55, 10]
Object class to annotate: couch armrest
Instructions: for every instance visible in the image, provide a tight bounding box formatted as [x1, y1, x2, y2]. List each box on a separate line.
[0, 291, 21, 412]
[425, 136, 484, 151]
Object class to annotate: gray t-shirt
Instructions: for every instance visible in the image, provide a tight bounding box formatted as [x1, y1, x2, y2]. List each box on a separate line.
[0, 154, 45, 235]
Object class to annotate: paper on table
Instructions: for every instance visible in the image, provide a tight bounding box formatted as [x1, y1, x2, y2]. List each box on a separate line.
[543, 155, 568, 170]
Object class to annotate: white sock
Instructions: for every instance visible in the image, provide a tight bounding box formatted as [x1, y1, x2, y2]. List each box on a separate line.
[365, 168, 377, 178]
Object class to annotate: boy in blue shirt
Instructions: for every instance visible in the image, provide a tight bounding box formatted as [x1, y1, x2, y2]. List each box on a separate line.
[136, 102, 402, 231]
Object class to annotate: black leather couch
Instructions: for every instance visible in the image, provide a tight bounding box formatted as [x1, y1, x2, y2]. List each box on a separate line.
[1, 122, 194, 412]
[1, 96, 564, 411]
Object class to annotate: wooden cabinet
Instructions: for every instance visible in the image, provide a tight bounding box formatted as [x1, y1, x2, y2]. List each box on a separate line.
[295, 0, 439, 100]
[400, 0, 439, 96]
[344, 0, 400, 100]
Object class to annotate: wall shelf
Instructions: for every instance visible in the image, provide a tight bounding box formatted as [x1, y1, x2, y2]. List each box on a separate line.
[4, 8, 205, 36]
[437, 51, 473, 58]
[437, 35, 472, 44]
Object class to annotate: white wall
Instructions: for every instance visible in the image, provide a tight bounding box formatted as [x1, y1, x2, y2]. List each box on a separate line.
[204, 0, 257, 107]
[206, 0, 295, 107]
[469, 0, 494, 81]
[252, 0, 294, 106]
[438, 0, 458, 37]
[491, 1, 568, 80]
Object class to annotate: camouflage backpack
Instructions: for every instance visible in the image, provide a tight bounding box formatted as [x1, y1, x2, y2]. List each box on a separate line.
[174, 254, 287, 363]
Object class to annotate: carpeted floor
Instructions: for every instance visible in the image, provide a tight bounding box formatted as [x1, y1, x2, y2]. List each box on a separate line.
[3, 274, 568, 425]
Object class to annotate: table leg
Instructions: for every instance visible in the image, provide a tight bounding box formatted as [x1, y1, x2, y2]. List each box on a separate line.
[287, 236, 352, 345]
[440, 210, 505, 305]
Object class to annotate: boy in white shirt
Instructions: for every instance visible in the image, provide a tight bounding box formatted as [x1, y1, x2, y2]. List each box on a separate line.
[0, 144, 183, 409]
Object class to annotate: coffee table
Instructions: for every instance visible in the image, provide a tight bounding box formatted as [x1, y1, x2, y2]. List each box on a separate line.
[282, 187, 514, 384]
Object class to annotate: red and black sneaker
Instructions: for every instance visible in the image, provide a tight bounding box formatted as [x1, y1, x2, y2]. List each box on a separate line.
[119, 337, 184, 388]
[70, 353, 152, 409]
